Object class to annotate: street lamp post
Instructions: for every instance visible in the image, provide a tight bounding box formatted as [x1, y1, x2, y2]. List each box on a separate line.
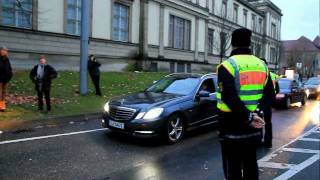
[80, 0, 90, 95]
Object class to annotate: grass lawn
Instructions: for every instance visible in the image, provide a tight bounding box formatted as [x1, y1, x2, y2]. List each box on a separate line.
[0, 71, 167, 121]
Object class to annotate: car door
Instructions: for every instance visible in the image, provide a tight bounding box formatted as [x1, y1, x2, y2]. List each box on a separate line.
[190, 78, 218, 126]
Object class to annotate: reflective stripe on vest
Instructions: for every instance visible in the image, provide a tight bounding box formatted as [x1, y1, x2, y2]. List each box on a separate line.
[216, 55, 268, 112]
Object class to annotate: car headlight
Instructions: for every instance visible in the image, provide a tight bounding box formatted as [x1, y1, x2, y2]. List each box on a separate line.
[104, 101, 110, 113]
[143, 108, 164, 120]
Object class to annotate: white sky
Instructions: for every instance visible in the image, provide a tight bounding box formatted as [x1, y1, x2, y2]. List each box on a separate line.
[271, 0, 320, 41]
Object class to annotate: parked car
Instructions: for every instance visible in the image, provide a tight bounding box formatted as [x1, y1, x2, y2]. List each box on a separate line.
[303, 77, 320, 98]
[275, 78, 307, 109]
[101, 73, 219, 143]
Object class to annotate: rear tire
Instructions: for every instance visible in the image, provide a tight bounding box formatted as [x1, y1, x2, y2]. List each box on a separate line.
[165, 114, 185, 144]
[284, 97, 291, 109]
[301, 94, 307, 106]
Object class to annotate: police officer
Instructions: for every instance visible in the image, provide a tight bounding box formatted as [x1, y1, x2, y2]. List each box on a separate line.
[260, 58, 278, 148]
[216, 28, 274, 180]
[30, 56, 57, 112]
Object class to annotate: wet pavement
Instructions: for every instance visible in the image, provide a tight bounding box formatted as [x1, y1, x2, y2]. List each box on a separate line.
[0, 100, 319, 180]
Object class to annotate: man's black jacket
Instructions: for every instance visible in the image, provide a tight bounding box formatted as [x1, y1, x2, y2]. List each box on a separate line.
[0, 56, 13, 83]
[30, 64, 57, 91]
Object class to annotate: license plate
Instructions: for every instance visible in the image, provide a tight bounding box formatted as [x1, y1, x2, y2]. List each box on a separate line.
[109, 120, 124, 129]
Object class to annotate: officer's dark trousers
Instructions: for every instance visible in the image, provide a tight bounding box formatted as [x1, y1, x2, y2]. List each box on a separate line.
[90, 74, 101, 95]
[36, 85, 51, 111]
[220, 138, 259, 180]
[263, 106, 272, 145]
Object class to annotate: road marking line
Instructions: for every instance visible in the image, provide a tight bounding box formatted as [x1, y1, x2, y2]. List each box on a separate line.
[259, 126, 319, 163]
[273, 154, 320, 180]
[258, 162, 295, 169]
[299, 138, 320, 142]
[0, 128, 108, 145]
[282, 148, 320, 154]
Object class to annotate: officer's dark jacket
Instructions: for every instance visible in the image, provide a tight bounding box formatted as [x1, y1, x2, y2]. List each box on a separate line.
[88, 60, 101, 76]
[29, 64, 57, 90]
[217, 47, 275, 138]
[0, 56, 13, 83]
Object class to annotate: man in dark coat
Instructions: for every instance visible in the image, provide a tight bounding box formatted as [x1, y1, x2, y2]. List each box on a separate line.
[30, 56, 57, 112]
[0, 46, 13, 111]
[88, 55, 102, 96]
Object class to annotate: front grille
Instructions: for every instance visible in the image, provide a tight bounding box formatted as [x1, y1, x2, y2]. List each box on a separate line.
[109, 106, 137, 121]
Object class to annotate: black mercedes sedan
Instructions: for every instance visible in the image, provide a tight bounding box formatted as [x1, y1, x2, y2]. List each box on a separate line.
[101, 73, 219, 143]
[275, 78, 307, 109]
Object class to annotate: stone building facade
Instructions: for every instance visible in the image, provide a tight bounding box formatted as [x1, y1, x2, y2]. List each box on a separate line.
[0, 0, 282, 72]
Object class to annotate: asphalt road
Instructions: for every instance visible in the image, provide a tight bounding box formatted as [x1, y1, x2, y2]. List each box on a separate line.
[0, 100, 319, 180]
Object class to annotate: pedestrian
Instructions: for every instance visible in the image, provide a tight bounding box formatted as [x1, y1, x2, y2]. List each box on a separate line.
[30, 55, 57, 112]
[216, 28, 274, 180]
[260, 58, 278, 148]
[0, 46, 13, 112]
[88, 55, 102, 96]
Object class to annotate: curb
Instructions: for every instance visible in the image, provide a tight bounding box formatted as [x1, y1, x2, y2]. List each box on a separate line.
[0, 112, 102, 133]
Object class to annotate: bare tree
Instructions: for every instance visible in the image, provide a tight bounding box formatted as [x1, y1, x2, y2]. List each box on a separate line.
[212, 4, 236, 63]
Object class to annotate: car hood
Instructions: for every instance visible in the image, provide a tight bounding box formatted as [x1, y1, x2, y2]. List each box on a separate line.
[109, 91, 184, 110]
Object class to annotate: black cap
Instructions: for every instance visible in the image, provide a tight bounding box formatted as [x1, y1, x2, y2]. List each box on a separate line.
[231, 28, 252, 47]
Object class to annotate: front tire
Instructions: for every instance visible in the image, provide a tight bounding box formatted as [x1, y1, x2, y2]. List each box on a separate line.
[301, 94, 307, 106]
[165, 114, 185, 144]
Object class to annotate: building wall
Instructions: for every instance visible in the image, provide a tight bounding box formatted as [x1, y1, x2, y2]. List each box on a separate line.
[0, 0, 282, 73]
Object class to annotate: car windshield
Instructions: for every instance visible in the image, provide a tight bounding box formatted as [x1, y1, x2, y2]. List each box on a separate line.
[146, 77, 200, 95]
[305, 78, 320, 85]
[278, 80, 291, 89]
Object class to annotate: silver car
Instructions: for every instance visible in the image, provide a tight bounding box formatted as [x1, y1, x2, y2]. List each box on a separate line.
[304, 77, 320, 98]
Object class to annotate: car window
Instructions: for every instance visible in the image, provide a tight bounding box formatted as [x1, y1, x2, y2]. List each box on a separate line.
[146, 77, 200, 95]
[305, 78, 320, 85]
[278, 80, 292, 89]
[198, 78, 216, 93]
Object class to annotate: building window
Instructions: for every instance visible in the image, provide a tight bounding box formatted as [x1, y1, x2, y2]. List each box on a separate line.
[208, 28, 214, 54]
[187, 64, 191, 73]
[150, 62, 158, 72]
[0, 0, 32, 28]
[270, 47, 276, 63]
[222, 0, 227, 18]
[243, 9, 248, 27]
[271, 23, 277, 39]
[233, 4, 238, 23]
[255, 43, 261, 57]
[177, 63, 185, 73]
[258, 18, 263, 33]
[169, 15, 191, 50]
[220, 32, 227, 50]
[112, 3, 129, 42]
[170, 62, 175, 73]
[66, 0, 81, 35]
[251, 14, 256, 31]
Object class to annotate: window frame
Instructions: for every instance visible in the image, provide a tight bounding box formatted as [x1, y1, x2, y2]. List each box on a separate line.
[233, 3, 238, 23]
[243, 9, 248, 27]
[168, 14, 191, 50]
[0, 0, 33, 29]
[208, 28, 214, 54]
[111, 1, 131, 42]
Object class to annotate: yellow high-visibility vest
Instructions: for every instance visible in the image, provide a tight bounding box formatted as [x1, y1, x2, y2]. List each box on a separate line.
[216, 55, 269, 112]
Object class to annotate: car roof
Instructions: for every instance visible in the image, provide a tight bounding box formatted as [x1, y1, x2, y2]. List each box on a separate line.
[165, 73, 217, 79]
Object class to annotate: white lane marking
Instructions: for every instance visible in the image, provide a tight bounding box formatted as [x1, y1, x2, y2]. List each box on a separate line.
[282, 148, 320, 154]
[258, 162, 295, 169]
[259, 126, 319, 162]
[0, 128, 108, 145]
[299, 138, 320, 142]
[274, 154, 320, 180]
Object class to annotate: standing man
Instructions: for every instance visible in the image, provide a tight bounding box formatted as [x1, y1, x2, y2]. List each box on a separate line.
[88, 55, 102, 96]
[260, 58, 278, 148]
[216, 28, 274, 180]
[30, 56, 57, 112]
[0, 46, 13, 112]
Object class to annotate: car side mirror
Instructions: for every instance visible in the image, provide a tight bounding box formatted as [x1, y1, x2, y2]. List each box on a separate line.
[197, 90, 210, 99]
